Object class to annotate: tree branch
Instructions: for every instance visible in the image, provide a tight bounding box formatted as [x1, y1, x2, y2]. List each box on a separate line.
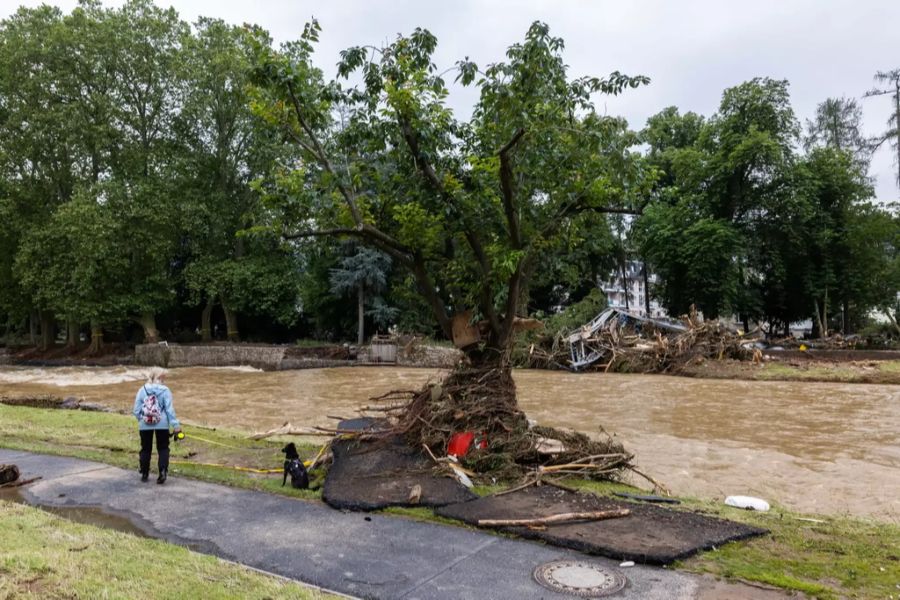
[499, 128, 526, 249]
[410, 253, 453, 339]
[283, 228, 360, 240]
[397, 114, 493, 278]
[284, 80, 363, 226]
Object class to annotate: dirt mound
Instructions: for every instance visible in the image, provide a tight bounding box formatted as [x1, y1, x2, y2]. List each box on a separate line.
[437, 486, 767, 565]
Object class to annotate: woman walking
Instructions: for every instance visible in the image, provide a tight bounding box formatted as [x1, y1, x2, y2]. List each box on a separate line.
[133, 368, 181, 484]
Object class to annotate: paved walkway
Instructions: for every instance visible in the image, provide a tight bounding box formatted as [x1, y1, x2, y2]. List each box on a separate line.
[1, 450, 772, 599]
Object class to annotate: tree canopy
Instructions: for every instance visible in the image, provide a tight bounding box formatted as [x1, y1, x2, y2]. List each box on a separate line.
[248, 20, 649, 358]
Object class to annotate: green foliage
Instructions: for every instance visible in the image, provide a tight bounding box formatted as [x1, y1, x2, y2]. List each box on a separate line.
[0, 2, 302, 343]
[637, 78, 895, 332]
[248, 20, 648, 353]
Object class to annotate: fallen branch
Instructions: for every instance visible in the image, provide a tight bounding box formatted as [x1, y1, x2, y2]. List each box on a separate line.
[628, 466, 672, 496]
[492, 476, 539, 497]
[250, 422, 335, 439]
[0, 475, 42, 488]
[477, 508, 630, 527]
[541, 478, 582, 494]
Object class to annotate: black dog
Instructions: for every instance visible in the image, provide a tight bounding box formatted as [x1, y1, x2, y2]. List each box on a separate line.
[282, 442, 309, 489]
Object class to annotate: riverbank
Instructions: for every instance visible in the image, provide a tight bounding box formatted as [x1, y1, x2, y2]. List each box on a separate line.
[681, 356, 900, 384]
[1, 404, 897, 599]
[0, 501, 336, 599]
[5, 341, 900, 383]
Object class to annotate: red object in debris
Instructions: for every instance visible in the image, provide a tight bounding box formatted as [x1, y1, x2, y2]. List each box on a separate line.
[447, 432, 488, 457]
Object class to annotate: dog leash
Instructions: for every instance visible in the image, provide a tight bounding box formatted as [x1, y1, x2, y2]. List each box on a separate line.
[179, 432, 244, 450]
[169, 460, 283, 474]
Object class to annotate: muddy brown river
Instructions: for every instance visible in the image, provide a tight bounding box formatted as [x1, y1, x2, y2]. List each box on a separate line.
[2, 365, 898, 520]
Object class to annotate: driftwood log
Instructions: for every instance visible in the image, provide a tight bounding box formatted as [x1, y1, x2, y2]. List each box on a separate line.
[0, 476, 41, 489]
[477, 508, 630, 527]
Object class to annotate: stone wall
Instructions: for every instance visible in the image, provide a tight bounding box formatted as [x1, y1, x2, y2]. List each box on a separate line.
[135, 344, 287, 371]
[396, 341, 462, 369]
[133, 341, 461, 371]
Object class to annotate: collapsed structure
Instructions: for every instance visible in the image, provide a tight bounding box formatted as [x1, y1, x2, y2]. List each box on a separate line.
[528, 307, 755, 373]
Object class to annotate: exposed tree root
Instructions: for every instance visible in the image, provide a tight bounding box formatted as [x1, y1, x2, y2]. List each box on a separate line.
[363, 364, 638, 484]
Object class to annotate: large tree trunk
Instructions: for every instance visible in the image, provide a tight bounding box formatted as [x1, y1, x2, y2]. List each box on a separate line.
[138, 312, 159, 344]
[357, 285, 365, 345]
[813, 299, 825, 339]
[39, 311, 56, 351]
[29, 311, 38, 346]
[222, 302, 239, 342]
[201, 297, 215, 342]
[88, 321, 103, 355]
[885, 307, 900, 336]
[66, 318, 79, 349]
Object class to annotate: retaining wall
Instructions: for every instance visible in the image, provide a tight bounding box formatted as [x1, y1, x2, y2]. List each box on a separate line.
[135, 344, 287, 371]
[134, 342, 461, 371]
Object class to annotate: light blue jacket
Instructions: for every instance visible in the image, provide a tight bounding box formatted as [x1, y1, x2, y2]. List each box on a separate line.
[132, 383, 180, 431]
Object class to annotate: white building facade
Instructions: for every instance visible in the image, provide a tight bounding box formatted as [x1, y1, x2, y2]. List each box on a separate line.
[599, 260, 668, 319]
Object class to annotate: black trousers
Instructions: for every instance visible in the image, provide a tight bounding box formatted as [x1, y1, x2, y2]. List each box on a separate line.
[139, 429, 170, 474]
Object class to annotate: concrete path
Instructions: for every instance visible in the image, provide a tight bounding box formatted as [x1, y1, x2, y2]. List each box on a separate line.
[0, 450, 775, 600]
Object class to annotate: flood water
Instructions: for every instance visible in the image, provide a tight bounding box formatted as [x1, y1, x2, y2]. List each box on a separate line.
[2, 365, 898, 520]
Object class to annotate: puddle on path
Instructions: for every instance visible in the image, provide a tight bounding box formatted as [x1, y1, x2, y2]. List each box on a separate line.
[0, 486, 148, 537]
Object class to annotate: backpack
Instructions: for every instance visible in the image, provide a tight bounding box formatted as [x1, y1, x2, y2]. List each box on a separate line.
[140, 385, 162, 425]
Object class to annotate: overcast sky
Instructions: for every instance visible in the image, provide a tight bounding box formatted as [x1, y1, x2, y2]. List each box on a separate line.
[5, 0, 900, 202]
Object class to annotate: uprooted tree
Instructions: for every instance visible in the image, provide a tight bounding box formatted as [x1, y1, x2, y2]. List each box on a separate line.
[247, 21, 652, 479]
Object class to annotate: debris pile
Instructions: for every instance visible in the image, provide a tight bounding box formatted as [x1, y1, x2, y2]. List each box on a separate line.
[531, 307, 754, 373]
[363, 365, 640, 485]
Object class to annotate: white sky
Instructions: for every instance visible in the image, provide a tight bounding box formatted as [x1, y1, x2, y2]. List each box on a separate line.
[5, 0, 900, 202]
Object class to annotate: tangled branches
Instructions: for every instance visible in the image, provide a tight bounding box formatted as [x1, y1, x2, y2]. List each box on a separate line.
[525, 308, 754, 373]
[364, 365, 634, 483]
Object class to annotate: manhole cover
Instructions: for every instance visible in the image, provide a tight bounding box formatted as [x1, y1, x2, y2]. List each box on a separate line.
[532, 559, 627, 597]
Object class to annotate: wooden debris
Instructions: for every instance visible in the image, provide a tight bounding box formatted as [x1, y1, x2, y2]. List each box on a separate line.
[0, 475, 41, 489]
[250, 422, 339, 439]
[477, 508, 630, 527]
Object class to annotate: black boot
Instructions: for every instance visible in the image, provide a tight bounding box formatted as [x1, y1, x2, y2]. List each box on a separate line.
[156, 469, 167, 485]
[140, 470, 149, 482]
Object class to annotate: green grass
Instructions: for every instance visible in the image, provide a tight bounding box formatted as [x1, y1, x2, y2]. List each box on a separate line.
[0, 403, 325, 500]
[571, 480, 900, 600]
[294, 338, 332, 348]
[762, 359, 900, 384]
[0, 501, 336, 599]
[3, 404, 899, 599]
[878, 360, 900, 374]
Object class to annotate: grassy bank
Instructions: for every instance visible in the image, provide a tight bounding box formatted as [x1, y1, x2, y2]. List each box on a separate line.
[0, 501, 335, 599]
[0, 403, 325, 499]
[680, 358, 900, 384]
[2, 404, 898, 599]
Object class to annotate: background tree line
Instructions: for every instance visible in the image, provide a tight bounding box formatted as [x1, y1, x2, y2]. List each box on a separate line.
[0, 1, 423, 351]
[0, 2, 896, 354]
[636, 79, 899, 337]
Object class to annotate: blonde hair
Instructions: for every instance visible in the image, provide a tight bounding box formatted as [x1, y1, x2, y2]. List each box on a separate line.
[146, 368, 168, 384]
